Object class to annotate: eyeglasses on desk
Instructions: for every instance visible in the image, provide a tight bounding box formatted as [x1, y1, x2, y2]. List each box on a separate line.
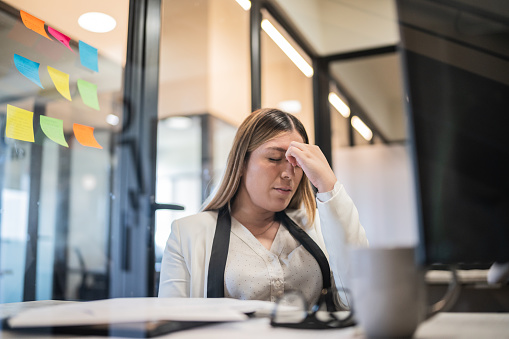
[270, 288, 356, 330]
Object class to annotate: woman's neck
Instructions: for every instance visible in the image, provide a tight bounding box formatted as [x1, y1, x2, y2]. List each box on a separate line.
[230, 195, 275, 229]
[230, 191, 279, 250]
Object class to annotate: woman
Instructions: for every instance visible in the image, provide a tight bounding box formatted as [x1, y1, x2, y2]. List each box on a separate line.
[158, 108, 368, 308]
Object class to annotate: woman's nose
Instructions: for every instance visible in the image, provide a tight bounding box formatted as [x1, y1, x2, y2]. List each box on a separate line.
[281, 160, 295, 179]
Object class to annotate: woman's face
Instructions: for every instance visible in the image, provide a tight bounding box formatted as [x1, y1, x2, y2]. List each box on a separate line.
[238, 130, 305, 214]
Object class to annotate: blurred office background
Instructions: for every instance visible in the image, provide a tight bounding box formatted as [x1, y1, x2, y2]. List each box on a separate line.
[0, 0, 506, 303]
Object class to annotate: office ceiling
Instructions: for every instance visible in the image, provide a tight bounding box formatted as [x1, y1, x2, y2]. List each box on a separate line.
[272, 0, 405, 142]
[273, 0, 399, 55]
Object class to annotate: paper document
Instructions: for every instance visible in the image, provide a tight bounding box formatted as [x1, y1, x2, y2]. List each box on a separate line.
[7, 297, 274, 328]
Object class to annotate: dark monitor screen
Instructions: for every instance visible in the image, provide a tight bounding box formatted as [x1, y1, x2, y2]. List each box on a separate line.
[397, 0, 509, 266]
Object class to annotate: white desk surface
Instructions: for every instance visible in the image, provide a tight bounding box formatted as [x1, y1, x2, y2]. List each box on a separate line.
[1, 300, 508, 338]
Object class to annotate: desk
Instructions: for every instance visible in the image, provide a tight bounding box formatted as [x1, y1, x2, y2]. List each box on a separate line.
[426, 269, 509, 312]
[1, 301, 508, 338]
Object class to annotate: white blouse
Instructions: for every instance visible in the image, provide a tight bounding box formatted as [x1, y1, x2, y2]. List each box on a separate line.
[223, 185, 339, 305]
[224, 218, 323, 304]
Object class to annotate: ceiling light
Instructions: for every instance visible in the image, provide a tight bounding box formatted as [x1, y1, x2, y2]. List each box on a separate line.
[261, 19, 313, 78]
[328, 92, 350, 118]
[351, 116, 373, 141]
[82, 174, 97, 191]
[106, 114, 119, 126]
[164, 116, 193, 130]
[235, 0, 251, 10]
[78, 12, 116, 33]
[278, 100, 302, 114]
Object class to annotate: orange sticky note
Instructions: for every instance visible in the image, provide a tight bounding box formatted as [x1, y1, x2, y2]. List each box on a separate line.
[20, 10, 52, 40]
[73, 123, 103, 149]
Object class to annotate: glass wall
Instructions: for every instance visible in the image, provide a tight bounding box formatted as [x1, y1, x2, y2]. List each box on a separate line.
[260, 11, 315, 143]
[0, 0, 128, 302]
[154, 115, 236, 273]
[154, 0, 247, 284]
[0, 0, 406, 303]
[329, 53, 405, 149]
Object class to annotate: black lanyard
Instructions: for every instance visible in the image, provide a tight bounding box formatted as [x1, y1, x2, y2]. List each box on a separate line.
[207, 206, 335, 311]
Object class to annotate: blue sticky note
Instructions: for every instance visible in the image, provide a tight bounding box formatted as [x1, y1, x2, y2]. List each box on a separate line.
[13, 54, 44, 88]
[79, 40, 99, 72]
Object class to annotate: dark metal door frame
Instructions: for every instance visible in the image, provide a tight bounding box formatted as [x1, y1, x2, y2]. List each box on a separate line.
[109, 0, 162, 298]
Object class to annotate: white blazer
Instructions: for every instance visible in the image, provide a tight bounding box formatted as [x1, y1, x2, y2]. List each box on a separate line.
[158, 183, 368, 298]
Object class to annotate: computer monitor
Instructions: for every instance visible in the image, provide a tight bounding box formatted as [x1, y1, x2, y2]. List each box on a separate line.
[396, 0, 509, 266]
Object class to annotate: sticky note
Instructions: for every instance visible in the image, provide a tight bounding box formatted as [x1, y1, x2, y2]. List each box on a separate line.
[40, 116, 68, 147]
[48, 66, 71, 101]
[14, 54, 44, 88]
[79, 41, 98, 72]
[20, 10, 51, 40]
[73, 124, 103, 149]
[77, 79, 100, 110]
[5, 105, 35, 143]
[48, 27, 73, 52]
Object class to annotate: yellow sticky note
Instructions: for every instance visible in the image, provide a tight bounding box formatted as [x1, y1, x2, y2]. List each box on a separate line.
[40, 116, 68, 147]
[5, 105, 35, 143]
[48, 66, 71, 101]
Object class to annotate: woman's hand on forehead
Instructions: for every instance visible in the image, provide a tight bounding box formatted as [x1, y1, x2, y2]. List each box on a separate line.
[285, 141, 337, 193]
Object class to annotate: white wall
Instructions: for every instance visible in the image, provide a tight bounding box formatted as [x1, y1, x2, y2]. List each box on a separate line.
[333, 143, 419, 247]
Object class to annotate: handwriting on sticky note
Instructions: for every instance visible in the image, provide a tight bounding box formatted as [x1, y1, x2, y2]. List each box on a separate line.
[40, 116, 68, 147]
[14, 54, 44, 88]
[73, 124, 103, 149]
[48, 66, 72, 101]
[48, 27, 73, 52]
[20, 10, 51, 40]
[77, 79, 100, 110]
[5, 105, 35, 143]
[79, 41, 98, 72]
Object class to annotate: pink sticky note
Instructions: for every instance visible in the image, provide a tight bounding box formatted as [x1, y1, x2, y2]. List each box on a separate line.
[48, 27, 73, 52]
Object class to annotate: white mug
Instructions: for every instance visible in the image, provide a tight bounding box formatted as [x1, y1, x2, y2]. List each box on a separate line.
[348, 247, 458, 338]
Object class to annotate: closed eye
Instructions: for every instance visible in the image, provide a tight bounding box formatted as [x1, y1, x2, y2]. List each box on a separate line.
[269, 158, 282, 162]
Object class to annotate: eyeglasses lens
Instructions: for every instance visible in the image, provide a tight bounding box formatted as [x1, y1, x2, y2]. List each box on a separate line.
[272, 293, 307, 324]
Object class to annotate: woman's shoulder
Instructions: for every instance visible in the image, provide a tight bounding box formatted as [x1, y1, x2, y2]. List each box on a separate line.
[285, 207, 317, 229]
[174, 210, 218, 225]
[172, 210, 219, 235]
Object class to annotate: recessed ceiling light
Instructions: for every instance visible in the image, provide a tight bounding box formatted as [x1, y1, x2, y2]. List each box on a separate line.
[106, 114, 120, 126]
[235, 0, 251, 10]
[278, 100, 302, 114]
[329, 92, 350, 118]
[351, 116, 373, 141]
[164, 116, 194, 130]
[261, 19, 313, 78]
[78, 12, 116, 33]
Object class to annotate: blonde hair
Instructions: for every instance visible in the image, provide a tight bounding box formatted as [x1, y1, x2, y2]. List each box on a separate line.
[204, 108, 316, 226]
